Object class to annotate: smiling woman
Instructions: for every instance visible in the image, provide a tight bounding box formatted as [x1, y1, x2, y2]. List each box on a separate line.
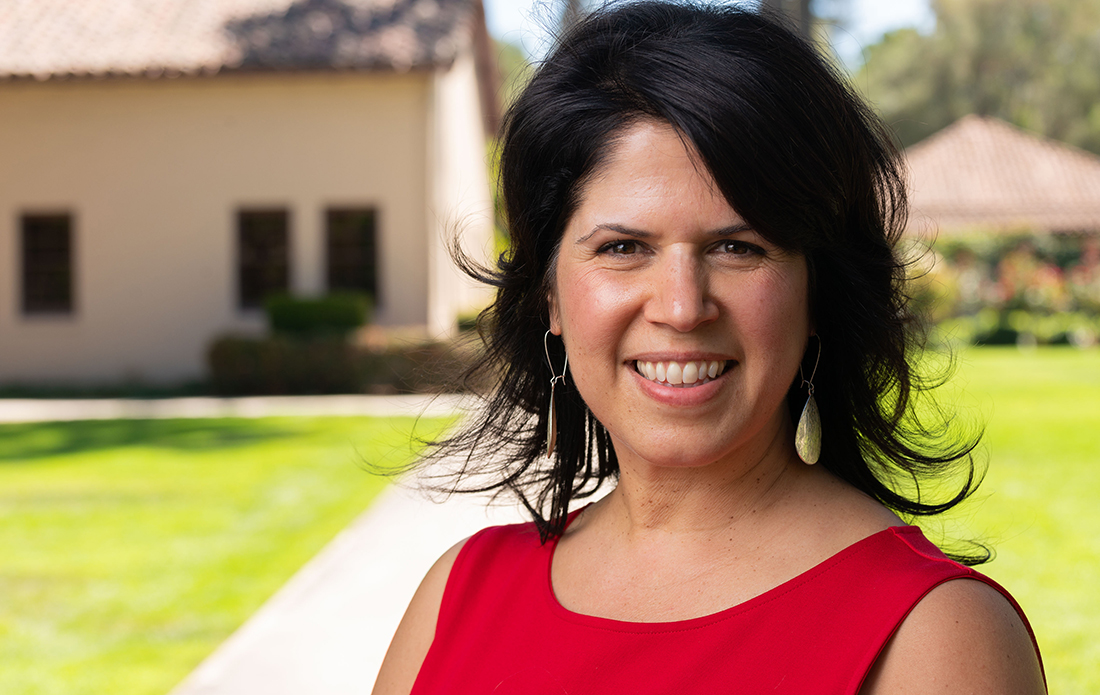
[373, 2, 1046, 694]
[550, 121, 812, 472]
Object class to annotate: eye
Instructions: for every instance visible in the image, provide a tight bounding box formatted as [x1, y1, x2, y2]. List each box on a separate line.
[599, 240, 640, 255]
[717, 240, 763, 256]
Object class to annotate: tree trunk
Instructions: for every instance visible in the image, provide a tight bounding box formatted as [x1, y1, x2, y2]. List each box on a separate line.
[561, 0, 585, 31]
[759, 0, 813, 38]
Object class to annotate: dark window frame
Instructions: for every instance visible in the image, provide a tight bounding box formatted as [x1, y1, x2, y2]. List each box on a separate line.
[237, 208, 290, 311]
[20, 212, 75, 316]
[325, 207, 379, 303]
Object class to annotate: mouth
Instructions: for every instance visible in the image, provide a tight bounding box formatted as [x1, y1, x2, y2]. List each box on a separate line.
[633, 359, 732, 388]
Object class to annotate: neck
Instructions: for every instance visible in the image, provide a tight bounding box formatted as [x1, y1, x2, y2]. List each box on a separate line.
[602, 418, 812, 540]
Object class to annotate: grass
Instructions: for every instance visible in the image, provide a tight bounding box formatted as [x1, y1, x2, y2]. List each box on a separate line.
[0, 347, 1096, 693]
[920, 346, 1100, 694]
[0, 416, 451, 695]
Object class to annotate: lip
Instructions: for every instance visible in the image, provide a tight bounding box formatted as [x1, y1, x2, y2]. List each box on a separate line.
[628, 357, 735, 407]
[628, 352, 734, 363]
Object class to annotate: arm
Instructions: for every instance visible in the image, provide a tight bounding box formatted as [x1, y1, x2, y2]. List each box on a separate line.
[861, 578, 1045, 694]
[371, 539, 468, 695]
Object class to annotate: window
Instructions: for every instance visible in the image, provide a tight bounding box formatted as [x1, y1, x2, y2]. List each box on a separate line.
[21, 213, 74, 315]
[238, 209, 289, 310]
[326, 208, 377, 299]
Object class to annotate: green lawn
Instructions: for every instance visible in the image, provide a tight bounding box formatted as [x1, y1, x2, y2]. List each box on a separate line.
[0, 416, 451, 695]
[0, 348, 1096, 694]
[921, 346, 1100, 694]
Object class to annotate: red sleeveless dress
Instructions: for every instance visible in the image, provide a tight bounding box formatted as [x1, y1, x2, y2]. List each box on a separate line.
[411, 520, 1042, 694]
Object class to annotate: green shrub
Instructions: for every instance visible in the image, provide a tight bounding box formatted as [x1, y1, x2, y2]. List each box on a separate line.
[360, 341, 486, 394]
[207, 336, 361, 395]
[931, 309, 1100, 348]
[264, 293, 371, 337]
[206, 335, 488, 395]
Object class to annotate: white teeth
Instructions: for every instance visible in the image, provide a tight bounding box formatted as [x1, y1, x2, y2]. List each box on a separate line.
[682, 362, 699, 384]
[635, 360, 727, 386]
[666, 362, 683, 385]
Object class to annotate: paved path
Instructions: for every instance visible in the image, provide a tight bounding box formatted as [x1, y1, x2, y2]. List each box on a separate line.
[169, 482, 528, 695]
[0, 396, 526, 693]
[0, 394, 465, 423]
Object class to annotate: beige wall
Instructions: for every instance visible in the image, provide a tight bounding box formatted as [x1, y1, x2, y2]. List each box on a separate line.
[427, 48, 496, 336]
[0, 71, 437, 384]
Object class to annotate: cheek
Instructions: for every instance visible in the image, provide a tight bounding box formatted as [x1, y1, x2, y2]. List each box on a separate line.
[554, 271, 638, 366]
[729, 269, 811, 353]
[556, 263, 627, 327]
[774, 283, 812, 359]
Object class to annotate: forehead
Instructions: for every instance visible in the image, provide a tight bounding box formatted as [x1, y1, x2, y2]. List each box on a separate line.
[569, 120, 740, 229]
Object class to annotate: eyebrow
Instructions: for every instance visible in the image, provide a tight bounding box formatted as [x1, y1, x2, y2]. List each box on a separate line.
[576, 222, 755, 244]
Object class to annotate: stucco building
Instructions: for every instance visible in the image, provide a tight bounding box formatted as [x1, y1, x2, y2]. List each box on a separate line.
[0, 0, 498, 385]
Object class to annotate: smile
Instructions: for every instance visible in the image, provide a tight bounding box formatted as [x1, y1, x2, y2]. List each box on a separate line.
[634, 360, 730, 387]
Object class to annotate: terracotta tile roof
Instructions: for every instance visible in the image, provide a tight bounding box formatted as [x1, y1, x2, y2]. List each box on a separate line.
[905, 114, 1100, 235]
[0, 0, 477, 80]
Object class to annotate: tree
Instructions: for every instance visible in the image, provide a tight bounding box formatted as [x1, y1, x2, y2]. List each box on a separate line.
[855, 0, 1100, 153]
[760, 0, 814, 38]
[759, 0, 854, 57]
[495, 38, 532, 109]
[560, 0, 586, 31]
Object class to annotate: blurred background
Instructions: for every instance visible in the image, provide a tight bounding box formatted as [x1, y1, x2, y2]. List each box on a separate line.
[0, 0, 1096, 693]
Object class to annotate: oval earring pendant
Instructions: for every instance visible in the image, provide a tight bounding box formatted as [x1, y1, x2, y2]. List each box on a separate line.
[795, 393, 821, 464]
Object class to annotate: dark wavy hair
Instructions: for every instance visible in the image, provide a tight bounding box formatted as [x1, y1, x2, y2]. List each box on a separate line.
[426, 0, 985, 562]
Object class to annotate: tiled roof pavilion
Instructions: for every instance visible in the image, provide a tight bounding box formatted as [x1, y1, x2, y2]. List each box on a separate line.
[0, 0, 486, 78]
[905, 114, 1100, 236]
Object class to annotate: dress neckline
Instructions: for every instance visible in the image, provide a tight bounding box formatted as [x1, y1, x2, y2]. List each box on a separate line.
[544, 510, 920, 632]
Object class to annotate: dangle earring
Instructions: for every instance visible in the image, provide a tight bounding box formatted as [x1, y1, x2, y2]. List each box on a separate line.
[795, 336, 822, 464]
[544, 330, 569, 459]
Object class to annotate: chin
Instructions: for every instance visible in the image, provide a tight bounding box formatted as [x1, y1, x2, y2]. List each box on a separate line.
[613, 437, 737, 470]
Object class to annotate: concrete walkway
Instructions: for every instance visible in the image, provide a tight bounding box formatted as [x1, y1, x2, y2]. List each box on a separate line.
[169, 481, 528, 695]
[0, 394, 465, 423]
[0, 395, 527, 693]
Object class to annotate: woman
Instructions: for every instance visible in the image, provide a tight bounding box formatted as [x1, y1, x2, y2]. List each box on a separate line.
[375, 2, 1046, 693]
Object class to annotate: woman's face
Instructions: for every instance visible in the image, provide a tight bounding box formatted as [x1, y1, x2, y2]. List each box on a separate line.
[549, 120, 812, 471]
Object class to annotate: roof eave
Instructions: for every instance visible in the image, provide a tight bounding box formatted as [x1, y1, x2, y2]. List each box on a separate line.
[0, 61, 451, 83]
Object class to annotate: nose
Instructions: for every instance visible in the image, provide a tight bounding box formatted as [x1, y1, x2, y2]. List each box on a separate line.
[644, 249, 719, 332]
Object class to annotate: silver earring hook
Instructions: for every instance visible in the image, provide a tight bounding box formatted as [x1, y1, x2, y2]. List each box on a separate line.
[799, 335, 821, 396]
[544, 330, 568, 386]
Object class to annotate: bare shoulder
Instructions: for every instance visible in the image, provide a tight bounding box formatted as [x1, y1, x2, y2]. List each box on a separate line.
[861, 578, 1045, 694]
[371, 538, 468, 695]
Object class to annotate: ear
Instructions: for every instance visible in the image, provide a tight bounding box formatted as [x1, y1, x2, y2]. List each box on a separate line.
[548, 289, 562, 336]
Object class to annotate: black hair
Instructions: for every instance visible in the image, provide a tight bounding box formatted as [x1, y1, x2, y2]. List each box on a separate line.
[427, 0, 985, 563]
